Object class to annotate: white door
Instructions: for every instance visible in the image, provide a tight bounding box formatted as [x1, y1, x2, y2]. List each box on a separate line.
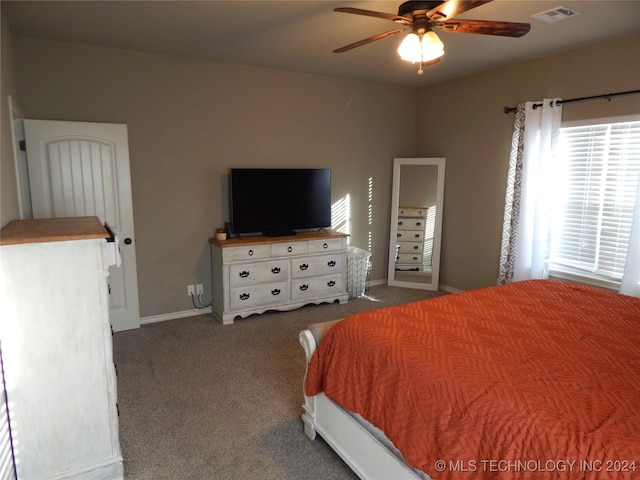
[24, 119, 140, 332]
[8, 96, 31, 219]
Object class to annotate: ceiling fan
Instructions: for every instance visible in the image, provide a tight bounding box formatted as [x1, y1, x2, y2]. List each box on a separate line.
[333, 0, 531, 74]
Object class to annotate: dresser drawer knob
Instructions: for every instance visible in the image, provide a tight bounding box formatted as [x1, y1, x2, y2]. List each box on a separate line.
[398, 221, 404, 226]
[327, 280, 336, 287]
[239, 293, 250, 301]
[288, 246, 293, 252]
[271, 267, 281, 274]
[397, 233, 401, 238]
[239, 271, 250, 278]
[248, 249, 254, 256]
[327, 260, 336, 267]
[323, 243, 328, 249]
[271, 289, 281, 296]
[299, 284, 309, 291]
[414, 233, 420, 238]
[299, 264, 309, 271]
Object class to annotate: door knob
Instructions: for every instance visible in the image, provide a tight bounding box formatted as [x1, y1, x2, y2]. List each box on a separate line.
[124, 238, 132, 245]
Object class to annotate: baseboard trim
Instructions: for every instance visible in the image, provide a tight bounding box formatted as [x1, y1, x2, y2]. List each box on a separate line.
[439, 284, 463, 294]
[373, 278, 463, 294]
[141, 283, 461, 326]
[140, 307, 212, 325]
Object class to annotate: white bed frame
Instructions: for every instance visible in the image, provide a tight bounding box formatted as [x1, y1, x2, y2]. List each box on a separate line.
[299, 326, 430, 480]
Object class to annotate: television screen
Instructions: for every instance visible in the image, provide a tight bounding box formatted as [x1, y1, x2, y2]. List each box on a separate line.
[229, 168, 331, 236]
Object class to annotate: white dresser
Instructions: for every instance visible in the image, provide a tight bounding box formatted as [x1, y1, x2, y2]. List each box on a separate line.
[210, 231, 349, 324]
[0, 217, 123, 480]
[395, 206, 428, 271]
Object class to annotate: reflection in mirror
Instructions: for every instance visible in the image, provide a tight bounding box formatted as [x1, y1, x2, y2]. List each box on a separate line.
[388, 158, 445, 290]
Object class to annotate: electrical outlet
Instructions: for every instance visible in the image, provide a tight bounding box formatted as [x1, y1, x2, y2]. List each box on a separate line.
[196, 284, 204, 295]
[187, 285, 195, 296]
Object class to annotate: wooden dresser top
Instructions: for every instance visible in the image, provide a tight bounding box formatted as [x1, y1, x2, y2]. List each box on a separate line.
[209, 230, 347, 247]
[0, 216, 109, 246]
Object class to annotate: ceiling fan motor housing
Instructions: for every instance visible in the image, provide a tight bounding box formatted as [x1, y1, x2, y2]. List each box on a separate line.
[398, 1, 447, 34]
[398, 1, 446, 17]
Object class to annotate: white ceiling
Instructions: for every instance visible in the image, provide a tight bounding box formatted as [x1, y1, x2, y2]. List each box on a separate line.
[3, 1, 640, 87]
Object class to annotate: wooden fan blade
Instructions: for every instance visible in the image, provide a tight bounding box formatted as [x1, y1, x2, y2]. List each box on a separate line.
[422, 57, 442, 67]
[426, 0, 493, 20]
[334, 7, 412, 25]
[438, 19, 531, 37]
[333, 29, 406, 53]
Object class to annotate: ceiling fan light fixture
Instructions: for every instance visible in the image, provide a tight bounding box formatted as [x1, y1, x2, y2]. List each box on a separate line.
[397, 30, 444, 64]
[397, 32, 421, 61]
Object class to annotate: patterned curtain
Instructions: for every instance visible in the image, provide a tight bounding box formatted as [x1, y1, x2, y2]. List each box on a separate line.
[498, 99, 562, 285]
[497, 104, 526, 285]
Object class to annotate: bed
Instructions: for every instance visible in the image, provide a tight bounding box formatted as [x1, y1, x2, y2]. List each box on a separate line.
[299, 280, 640, 480]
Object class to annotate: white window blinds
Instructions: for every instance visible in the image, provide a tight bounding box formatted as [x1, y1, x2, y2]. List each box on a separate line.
[0, 346, 16, 480]
[550, 120, 640, 283]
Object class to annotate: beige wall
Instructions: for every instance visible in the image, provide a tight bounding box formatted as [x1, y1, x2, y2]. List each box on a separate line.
[3, 25, 638, 318]
[399, 164, 438, 207]
[9, 37, 417, 317]
[1, 12, 20, 226]
[416, 32, 640, 291]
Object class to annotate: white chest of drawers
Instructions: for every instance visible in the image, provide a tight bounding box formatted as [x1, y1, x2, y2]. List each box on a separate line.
[395, 206, 428, 271]
[0, 217, 122, 480]
[210, 232, 348, 324]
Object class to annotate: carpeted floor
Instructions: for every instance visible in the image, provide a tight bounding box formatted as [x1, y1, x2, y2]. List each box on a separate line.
[113, 285, 443, 479]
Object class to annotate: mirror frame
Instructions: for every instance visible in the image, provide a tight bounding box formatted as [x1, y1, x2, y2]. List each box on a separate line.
[387, 157, 446, 290]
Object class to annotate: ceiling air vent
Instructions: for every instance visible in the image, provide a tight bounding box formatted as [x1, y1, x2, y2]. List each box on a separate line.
[532, 6, 582, 23]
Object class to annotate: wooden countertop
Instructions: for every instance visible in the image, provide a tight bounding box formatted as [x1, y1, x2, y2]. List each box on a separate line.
[209, 230, 348, 247]
[0, 217, 109, 246]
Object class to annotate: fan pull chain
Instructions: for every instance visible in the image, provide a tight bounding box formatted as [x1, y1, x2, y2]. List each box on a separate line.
[418, 59, 424, 75]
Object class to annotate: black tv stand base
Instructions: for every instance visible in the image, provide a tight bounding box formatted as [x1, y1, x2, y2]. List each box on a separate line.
[263, 230, 297, 237]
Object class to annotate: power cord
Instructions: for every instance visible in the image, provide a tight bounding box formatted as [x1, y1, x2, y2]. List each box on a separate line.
[191, 292, 211, 310]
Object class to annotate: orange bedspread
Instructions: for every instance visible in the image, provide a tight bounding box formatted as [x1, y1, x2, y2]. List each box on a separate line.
[306, 280, 640, 479]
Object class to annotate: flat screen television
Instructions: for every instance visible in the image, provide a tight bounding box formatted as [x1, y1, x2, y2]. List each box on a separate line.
[229, 168, 332, 237]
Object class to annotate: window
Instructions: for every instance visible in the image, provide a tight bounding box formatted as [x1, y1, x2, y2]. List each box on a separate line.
[549, 118, 640, 288]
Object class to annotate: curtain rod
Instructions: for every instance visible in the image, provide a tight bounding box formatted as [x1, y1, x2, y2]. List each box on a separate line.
[503, 89, 640, 114]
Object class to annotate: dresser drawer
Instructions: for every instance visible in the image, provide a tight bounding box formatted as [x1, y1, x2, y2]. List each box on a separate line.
[229, 281, 290, 310]
[308, 238, 344, 254]
[223, 244, 271, 262]
[397, 253, 423, 264]
[271, 241, 308, 257]
[396, 230, 425, 241]
[229, 260, 289, 287]
[398, 207, 428, 217]
[397, 242, 423, 254]
[292, 254, 343, 278]
[397, 218, 426, 230]
[291, 274, 343, 300]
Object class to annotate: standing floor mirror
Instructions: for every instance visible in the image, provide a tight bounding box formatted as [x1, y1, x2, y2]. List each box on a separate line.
[388, 157, 446, 290]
